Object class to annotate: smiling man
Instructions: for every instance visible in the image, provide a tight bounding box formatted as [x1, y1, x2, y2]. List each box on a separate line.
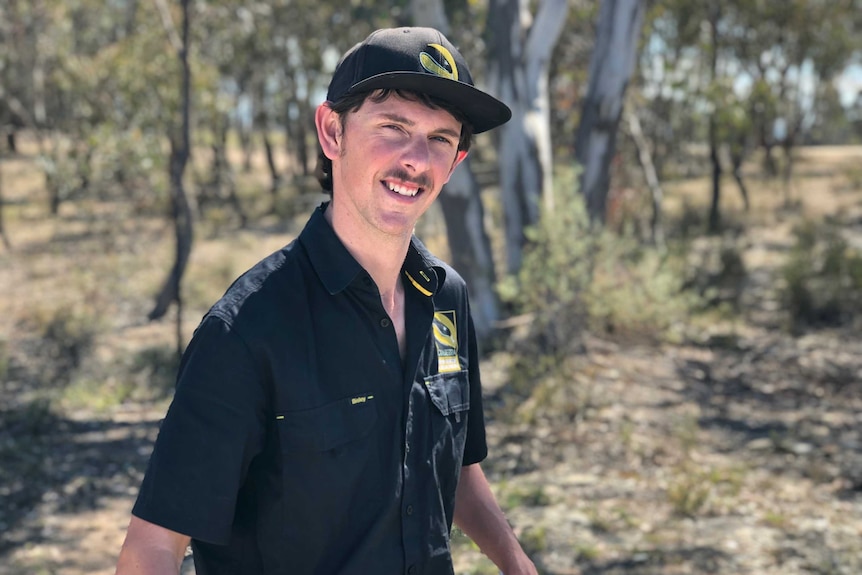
[115, 27, 536, 575]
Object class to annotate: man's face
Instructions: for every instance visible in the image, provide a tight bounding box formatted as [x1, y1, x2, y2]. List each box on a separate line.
[320, 91, 467, 242]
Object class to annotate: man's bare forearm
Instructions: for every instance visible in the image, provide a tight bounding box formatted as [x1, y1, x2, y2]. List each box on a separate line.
[115, 516, 189, 575]
[453, 464, 538, 575]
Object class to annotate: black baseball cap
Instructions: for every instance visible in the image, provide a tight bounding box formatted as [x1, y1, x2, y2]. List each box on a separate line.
[326, 27, 512, 134]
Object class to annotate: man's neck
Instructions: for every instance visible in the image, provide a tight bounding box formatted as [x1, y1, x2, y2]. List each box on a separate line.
[323, 202, 410, 299]
[323, 202, 410, 360]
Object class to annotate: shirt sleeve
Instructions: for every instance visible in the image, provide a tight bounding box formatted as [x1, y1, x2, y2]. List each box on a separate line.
[461, 308, 488, 466]
[132, 314, 268, 544]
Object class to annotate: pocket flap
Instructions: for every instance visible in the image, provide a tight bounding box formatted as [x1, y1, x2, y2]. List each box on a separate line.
[277, 394, 377, 452]
[424, 371, 470, 416]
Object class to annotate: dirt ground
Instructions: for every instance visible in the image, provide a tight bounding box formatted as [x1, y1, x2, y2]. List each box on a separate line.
[1, 146, 861, 574]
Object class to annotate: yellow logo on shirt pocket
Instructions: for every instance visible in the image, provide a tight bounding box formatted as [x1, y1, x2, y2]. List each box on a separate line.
[433, 311, 461, 373]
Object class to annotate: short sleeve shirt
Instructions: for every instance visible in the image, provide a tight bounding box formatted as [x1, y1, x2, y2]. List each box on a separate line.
[132, 203, 487, 575]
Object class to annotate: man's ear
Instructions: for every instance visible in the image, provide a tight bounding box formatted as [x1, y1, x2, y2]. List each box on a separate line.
[447, 149, 469, 179]
[315, 103, 342, 160]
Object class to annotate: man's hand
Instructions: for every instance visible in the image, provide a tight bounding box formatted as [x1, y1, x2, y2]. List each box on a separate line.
[453, 464, 539, 575]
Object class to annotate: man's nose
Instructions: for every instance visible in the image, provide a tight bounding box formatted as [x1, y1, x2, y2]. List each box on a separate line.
[400, 135, 431, 173]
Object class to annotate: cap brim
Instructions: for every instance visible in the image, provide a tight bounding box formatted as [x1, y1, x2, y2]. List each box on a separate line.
[348, 72, 512, 134]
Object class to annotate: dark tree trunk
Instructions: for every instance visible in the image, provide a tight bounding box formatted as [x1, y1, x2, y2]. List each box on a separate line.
[0, 155, 11, 249]
[730, 147, 750, 211]
[263, 130, 282, 211]
[437, 159, 500, 342]
[149, 0, 194, 359]
[708, 118, 723, 233]
[574, 0, 646, 223]
[707, 5, 722, 233]
[240, 124, 253, 173]
[296, 109, 310, 177]
[205, 118, 247, 227]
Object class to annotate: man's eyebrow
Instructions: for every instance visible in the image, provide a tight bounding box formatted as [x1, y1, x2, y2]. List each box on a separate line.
[378, 113, 461, 139]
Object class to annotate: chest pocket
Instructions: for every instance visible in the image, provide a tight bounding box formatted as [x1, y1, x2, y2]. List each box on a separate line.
[424, 370, 470, 420]
[277, 394, 377, 453]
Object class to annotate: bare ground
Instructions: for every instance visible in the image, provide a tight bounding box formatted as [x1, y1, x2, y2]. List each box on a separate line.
[1, 146, 862, 574]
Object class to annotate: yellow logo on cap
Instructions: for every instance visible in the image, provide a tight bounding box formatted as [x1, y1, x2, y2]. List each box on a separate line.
[420, 44, 459, 81]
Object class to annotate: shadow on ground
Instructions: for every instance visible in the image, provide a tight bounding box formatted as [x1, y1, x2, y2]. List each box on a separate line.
[0, 401, 158, 557]
[674, 331, 862, 493]
[580, 546, 730, 574]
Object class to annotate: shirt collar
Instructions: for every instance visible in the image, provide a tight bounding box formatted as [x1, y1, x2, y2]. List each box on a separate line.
[299, 203, 364, 295]
[403, 236, 445, 297]
[300, 202, 447, 297]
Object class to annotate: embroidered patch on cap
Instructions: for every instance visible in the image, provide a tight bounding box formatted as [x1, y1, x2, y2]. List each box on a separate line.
[433, 311, 461, 373]
[420, 44, 458, 81]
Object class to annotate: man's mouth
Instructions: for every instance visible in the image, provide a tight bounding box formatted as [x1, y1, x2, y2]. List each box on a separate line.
[386, 181, 422, 197]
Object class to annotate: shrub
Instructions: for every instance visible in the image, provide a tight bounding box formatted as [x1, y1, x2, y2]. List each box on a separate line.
[18, 304, 105, 389]
[499, 171, 695, 397]
[780, 220, 862, 330]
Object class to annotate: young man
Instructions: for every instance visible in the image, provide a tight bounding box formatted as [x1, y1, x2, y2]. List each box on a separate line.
[116, 27, 536, 575]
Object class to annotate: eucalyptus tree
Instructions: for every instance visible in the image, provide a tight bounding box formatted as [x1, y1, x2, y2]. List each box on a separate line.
[574, 0, 647, 224]
[0, 0, 62, 212]
[4, 0, 191, 216]
[643, 0, 861, 228]
[485, 0, 570, 273]
[148, 0, 194, 360]
[729, 0, 860, 203]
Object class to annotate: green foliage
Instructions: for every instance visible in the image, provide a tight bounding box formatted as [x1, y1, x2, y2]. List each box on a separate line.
[518, 525, 549, 556]
[666, 465, 713, 517]
[667, 461, 747, 518]
[585, 236, 692, 339]
[90, 126, 169, 210]
[682, 236, 748, 312]
[0, 399, 54, 438]
[22, 304, 104, 388]
[61, 344, 179, 410]
[574, 542, 600, 561]
[500, 172, 694, 395]
[0, 338, 8, 382]
[780, 220, 862, 330]
[843, 164, 862, 192]
[762, 510, 789, 530]
[501, 483, 552, 509]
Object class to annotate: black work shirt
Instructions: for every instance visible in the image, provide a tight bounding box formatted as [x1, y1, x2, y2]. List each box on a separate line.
[132, 203, 487, 575]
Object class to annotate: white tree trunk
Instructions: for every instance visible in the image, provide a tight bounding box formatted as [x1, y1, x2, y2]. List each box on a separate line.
[410, 0, 501, 341]
[486, 0, 568, 273]
[624, 105, 665, 247]
[575, 0, 645, 222]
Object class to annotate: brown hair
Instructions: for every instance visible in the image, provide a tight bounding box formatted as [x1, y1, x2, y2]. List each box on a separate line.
[315, 89, 474, 193]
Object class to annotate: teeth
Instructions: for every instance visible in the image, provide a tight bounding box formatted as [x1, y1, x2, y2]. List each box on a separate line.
[388, 182, 419, 197]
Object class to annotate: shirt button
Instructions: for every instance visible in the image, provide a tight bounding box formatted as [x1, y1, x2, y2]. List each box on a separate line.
[406, 505, 414, 516]
[407, 566, 416, 575]
[380, 317, 391, 328]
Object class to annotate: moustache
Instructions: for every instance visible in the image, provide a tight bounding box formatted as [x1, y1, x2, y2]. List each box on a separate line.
[383, 169, 431, 190]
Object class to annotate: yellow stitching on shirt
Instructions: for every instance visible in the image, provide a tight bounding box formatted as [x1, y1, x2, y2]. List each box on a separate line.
[404, 271, 433, 296]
